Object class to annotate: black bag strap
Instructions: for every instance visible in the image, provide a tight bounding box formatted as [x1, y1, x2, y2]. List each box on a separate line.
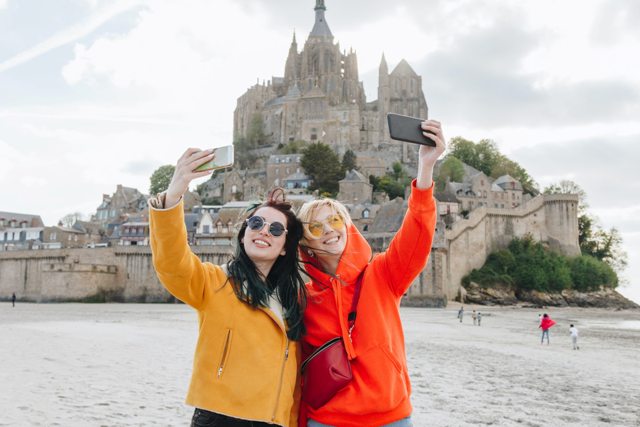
[347, 270, 365, 339]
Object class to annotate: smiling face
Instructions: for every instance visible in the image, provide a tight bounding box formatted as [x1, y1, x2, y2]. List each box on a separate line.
[303, 205, 348, 258]
[242, 206, 288, 264]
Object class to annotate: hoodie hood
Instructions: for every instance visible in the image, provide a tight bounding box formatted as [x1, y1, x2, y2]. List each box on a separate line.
[300, 222, 372, 287]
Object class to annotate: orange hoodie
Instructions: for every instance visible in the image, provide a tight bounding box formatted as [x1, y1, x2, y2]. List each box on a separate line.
[300, 180, 436, 427]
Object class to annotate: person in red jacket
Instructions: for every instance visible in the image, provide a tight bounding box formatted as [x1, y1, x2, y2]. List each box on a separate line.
[540, 313, 556, 345]
[297, 120, 445, 427]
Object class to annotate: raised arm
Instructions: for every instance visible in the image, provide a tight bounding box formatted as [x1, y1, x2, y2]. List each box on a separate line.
[377, 120, 445, 297]
[149, 148, 220, 309]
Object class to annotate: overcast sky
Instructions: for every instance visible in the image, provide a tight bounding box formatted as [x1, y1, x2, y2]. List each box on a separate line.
[1, 0, 639, 303]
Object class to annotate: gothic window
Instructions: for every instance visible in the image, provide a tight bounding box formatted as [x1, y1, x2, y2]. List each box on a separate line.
[362, 209, 370, 219]
[311, 127, 317, 140]
[231, 185, 237, 194]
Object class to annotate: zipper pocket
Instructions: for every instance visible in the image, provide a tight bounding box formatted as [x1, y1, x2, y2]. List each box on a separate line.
[271, 338, 290, 421]
[300, 337, 342, 373]
[216, 329, 232, 379]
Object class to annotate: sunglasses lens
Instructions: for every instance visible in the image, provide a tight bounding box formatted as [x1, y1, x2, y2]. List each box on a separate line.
[328, 215, 344, 230]
[307, 214, 344, 238]
[247, 216, 264, 231]
[308, 222, 324, 237]
[269, 222, 286, 237]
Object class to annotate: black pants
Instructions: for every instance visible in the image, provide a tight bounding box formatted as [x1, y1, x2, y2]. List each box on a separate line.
[191, 408, 277, 427]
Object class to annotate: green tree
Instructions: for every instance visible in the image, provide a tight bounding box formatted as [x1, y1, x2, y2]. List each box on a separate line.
[449, 136, 538, 194]
[341, 149, 358, 174]
[368, 162, 412, 200]
[234, 135, 257, 169]
[247, 113, 267, 148]
[149, 165, 175, 196]
[278, 140, 307, 154]
[301, 143, 343, 196]
[435, 155, 465, 192]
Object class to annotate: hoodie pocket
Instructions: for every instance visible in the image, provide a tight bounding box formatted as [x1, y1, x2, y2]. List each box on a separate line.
[216, 329, 233, 379]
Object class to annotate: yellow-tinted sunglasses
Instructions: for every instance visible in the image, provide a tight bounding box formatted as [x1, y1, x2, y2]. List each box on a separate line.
[304, 214, 345, 238]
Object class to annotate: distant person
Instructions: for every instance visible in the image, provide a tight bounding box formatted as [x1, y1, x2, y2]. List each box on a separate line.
[569, 324, 580, 350]
[149, 148, 307, 427]
[472, 310, 477, 325]
[458, 306, 464, 323]
[539, 313, 556, 345]
[538, 313, 542, 326]
[11, 292, 16, 307]
[477, 311, 482, 326]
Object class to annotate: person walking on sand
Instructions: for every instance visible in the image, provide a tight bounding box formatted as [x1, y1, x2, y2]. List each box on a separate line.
[540, 313, 556, 345]
[11, 292, 16, 307]
[296, 119, 445, 427]
[477, 311, 482, 326]
[472, 310, 477, 325]
[569, 324, 579, 350]
[458, 306, 464, 323]
[149, 148, 308, 427]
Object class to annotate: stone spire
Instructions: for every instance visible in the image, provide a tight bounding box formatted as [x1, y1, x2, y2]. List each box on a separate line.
[309, 0, 333, 39]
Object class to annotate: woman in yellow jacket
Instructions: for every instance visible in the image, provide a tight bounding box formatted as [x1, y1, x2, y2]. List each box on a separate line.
[149, 148, 307, 427]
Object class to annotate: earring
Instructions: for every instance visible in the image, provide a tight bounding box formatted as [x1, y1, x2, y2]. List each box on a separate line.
[307, 249, 314, 257]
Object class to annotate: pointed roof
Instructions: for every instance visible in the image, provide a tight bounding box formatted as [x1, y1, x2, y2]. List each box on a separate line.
[390, 59, 417, 76]
[309, 0, 333, 39]
[340, 169, 368, 183]
[379, 53, 388, 71]
[286, 82, 302, 99]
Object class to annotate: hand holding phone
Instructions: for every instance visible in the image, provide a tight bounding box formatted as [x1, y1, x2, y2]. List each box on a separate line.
[387, 113, 436, 146]
[193, 145, 234, 172]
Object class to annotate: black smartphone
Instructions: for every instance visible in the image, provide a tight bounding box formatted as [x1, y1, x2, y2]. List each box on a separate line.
[387, 113, 435, 146]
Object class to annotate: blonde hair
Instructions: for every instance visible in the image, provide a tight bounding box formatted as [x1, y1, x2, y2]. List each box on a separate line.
[297, 198, 351, 244]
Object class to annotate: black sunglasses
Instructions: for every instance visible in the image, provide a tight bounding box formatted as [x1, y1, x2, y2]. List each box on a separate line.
[246, 216, 288, 237]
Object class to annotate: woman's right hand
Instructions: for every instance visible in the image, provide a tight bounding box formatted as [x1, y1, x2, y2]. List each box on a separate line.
[164, 148, 215, 208]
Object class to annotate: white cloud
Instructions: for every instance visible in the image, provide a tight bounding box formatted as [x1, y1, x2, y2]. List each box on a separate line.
[0, 0, 145, 73]
[0, 0, 7, 10]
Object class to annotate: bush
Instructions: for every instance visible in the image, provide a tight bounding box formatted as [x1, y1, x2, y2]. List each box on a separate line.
[462, 236, 619, 294]
[569, 256, 618, 291]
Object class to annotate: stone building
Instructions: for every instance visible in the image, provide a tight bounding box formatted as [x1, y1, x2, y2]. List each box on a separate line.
[0, 211, 45, 251]
[233, 0, 428, 180]
[337, 169, 372, 204]
[94, 184, 147, 223]
[42, 225, 89, 249]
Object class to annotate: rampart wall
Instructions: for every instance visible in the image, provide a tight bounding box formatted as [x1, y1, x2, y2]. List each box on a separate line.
[0, 195, 579, 305]
[0, 246, 233, 302]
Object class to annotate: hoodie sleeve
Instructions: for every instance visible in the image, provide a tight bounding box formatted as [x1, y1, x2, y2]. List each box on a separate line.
[377, 179, 436, 298]
[149, 197, 226, 310]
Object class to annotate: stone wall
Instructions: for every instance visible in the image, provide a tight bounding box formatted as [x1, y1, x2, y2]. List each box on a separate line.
[0, 194, 579, 306]
[0, 246, 234, 303]
[441, 194, 580, 300]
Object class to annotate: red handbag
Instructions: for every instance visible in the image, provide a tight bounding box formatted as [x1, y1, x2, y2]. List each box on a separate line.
[300, 272, 364, 409]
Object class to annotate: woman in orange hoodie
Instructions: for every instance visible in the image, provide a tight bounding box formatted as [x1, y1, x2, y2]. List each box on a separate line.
[150, 148, 307, 427]
[297, 120, 445, 427]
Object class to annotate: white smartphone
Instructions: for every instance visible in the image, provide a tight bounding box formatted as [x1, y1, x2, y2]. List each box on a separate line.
[193, 145, 234, 172]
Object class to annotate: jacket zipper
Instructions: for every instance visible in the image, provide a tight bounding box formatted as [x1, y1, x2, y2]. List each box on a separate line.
[271, 338, 289, 422]
[216, 329, 232, 378]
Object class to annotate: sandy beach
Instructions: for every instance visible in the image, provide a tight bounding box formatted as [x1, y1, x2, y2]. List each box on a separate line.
[1, 303, 639, 427]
